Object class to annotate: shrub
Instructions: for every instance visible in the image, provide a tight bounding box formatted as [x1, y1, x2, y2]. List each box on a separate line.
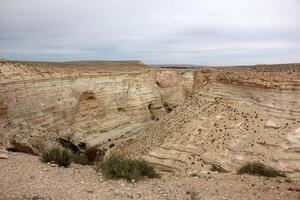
[72, 146, 104, 165]
[72, 154, 93, 165]
[84, 146, 104, 162]
[210, 164, 227, 173]
[96, 153, 160, 180]
[237, 162, 286, 177]
[41, 148, 72, 167]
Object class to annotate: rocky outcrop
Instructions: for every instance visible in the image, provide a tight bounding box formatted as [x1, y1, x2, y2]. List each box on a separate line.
[0, 61, 194, 154]
[2, 60, 300, 178]
[119, 64, 300, 178]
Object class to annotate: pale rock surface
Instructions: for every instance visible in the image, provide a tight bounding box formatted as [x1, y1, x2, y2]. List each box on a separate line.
[0, 150, 8, 159]
[0, 61, 193, 154]
[1, 60, 300, 178]
[118, 64, 300, 178]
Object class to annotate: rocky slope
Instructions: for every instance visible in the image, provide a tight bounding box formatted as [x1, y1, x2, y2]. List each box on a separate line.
[0, 60, 194, 154]
[118, 64, 300, 179]
[1, 61, 299, 178]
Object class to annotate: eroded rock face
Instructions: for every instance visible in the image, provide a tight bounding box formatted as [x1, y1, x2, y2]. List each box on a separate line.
[0, 61, 194, 154]
[119, 64, 300, 178]
[2, 61, 300, 178]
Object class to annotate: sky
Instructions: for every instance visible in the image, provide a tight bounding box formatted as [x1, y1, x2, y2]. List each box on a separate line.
[0, 0, 300, 65]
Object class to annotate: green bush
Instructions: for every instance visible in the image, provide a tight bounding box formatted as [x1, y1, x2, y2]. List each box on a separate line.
[72, 154, 93, 165]
[96, 153, 160, 180]
[237, 162, 286, 177]
[41, 148, 72, 167]
[84, 146, 104, 162]
[72, 146, 104, 165]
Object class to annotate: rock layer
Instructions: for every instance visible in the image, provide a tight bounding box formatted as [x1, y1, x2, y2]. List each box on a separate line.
[0, 61, 194, 153]
[1, 60, 300, 178]
[119, 64, 300, 178]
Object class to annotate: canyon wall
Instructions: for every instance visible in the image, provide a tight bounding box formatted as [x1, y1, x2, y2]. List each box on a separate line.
[1, 60, 299, 178]
[119, 64, 300, 178]
[0, 61, 194, 153]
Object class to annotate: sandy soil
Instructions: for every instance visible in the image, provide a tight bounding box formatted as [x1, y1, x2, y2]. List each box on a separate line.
[0, 152, 299, 200]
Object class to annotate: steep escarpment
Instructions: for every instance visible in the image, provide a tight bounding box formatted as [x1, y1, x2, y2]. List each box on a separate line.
[118, 64, 300, 178]
[2, 61, 299, 178]
[0, 61, 194, 154]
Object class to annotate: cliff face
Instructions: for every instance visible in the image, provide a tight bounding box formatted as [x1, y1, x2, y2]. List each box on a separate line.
[0, 61, 194, 153]
[2, 61, 300, 178]
[119, 64, 300, 178]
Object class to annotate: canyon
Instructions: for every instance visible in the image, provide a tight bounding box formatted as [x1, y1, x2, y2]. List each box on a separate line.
[119, 64, 300, 179]
[0, 60, 300, 179]
[0, 60, 194, 154]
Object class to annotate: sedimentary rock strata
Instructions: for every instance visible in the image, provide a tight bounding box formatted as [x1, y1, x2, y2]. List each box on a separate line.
[119, 64, 300, 178]
[1, 60, 299, 178]
[0, 61, 193, 153]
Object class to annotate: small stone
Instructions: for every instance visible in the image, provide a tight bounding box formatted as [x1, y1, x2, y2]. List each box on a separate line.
[176, 182, 183, 187]
[265, 120, 280, 129]
[50, 163, 59, 167]
[41, 168, 50, 172]
[0, 151, 8, 159]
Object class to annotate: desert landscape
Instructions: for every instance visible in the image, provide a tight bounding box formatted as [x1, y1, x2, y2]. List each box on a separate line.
[0, 60, 299, 200]
[1, 0, 300, 199]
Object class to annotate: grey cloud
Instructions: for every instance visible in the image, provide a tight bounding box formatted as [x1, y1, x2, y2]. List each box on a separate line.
[0, 0, 299, 65]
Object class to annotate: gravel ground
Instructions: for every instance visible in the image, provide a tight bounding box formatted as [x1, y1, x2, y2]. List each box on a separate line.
[0, 152, 299, 200]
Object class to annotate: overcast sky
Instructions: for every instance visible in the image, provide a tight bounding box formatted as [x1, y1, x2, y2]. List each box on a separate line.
[0, 0, 299, 65]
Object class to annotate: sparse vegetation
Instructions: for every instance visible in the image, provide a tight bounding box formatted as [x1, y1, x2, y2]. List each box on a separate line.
[210, 164, 227, 173]
[84, 146, 104, 162]
[72, 154, 93, 165]
[237, 162, 286, 177]
[72, 146, 104, 165]
[41, 148, 72, 167]
[41, 146, 104, 167]
[96, 153, 160, 180]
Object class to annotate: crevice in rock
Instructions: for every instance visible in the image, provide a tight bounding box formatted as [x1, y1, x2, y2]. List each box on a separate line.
[148, 104, 159, 121]
[80, 91, 96, 101]
[6, 140, 35, 155]
[163, 102, 173, 113]
[78, 142, 87, 150]
[117, 107, 125, 112]
[155, 81, 162, 87]
[57, 138, 79, 153]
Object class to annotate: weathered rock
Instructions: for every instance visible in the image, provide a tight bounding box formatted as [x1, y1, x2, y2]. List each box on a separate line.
[0, 60, 193, 154]
[265, 120, 281, 129]
[119, 64, 300, 178]
[0, 150, 8, 159]
[1, 60, 300, 178]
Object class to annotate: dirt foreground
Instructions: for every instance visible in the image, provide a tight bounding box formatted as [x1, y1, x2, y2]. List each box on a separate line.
[0, 152, 299, 200]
